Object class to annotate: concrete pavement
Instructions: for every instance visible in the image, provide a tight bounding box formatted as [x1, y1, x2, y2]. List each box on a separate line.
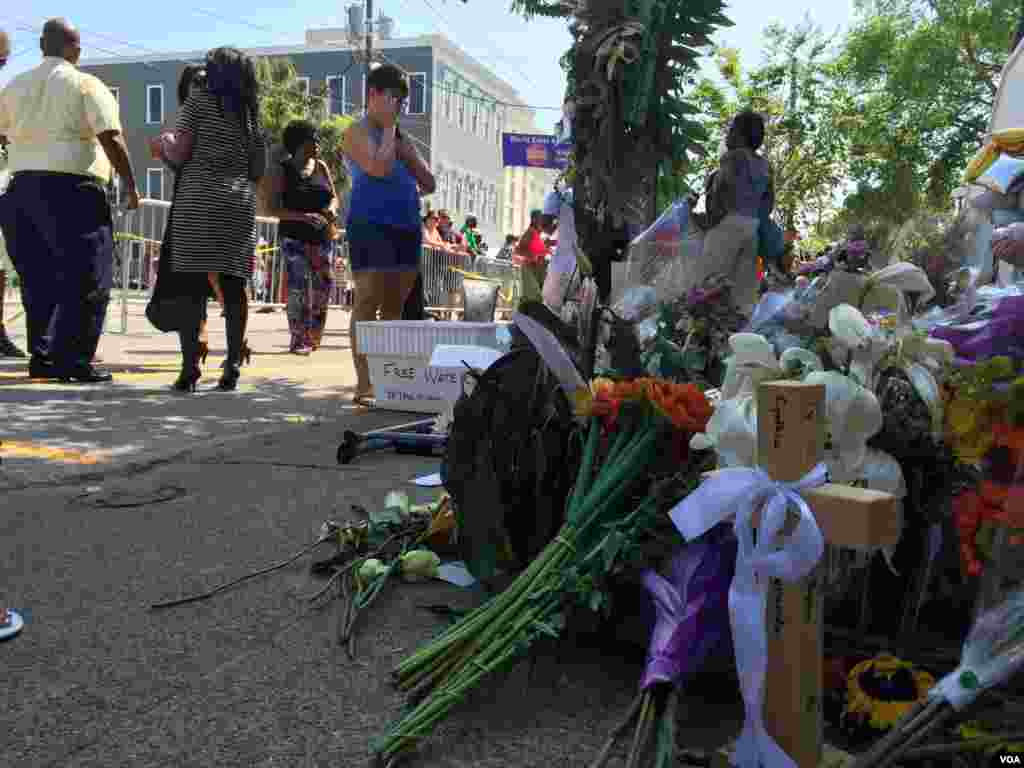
[1, 299, 379, 490]
[1, 295, 744, 767]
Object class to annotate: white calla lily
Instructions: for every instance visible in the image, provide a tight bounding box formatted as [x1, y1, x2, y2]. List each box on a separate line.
[804, 370, 883, 481]
[903, 361, 944, 438]
[779, 347, 824, 377]
[829, 304, 872, 350]
[690, 395, 758, 468]
[858, 449, 907, 570]
[695, 333, 823, 469]
[868, 262, 936, 305]
[720, 333, 784, 400]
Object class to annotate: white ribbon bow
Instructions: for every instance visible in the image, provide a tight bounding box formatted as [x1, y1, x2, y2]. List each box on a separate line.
[669, 463, 829, 768]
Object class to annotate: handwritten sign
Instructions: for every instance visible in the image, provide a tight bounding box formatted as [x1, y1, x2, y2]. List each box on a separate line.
[367, 357, 469, 414]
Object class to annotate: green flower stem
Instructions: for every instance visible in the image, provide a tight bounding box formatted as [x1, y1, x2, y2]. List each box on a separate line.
[568, 427, 655, 526]
[603, 421, 638, 468]
[380, 594, 560, 759]
[394, 528, 573, 683]
[568, 416, 603, 522]
[653, 687, 679, 768]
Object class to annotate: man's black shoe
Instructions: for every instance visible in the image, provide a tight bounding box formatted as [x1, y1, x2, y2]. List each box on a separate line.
[28, 358, 58, 379]
[57, 365, 113, 384]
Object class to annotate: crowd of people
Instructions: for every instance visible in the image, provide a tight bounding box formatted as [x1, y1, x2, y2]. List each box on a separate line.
[0, 16, 787, 402]
[0, 18, 438, 401]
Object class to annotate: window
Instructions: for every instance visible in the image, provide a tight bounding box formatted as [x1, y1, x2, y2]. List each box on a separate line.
[482, 103, 491, 141]
[454, 176, 463, 213]
[471, 92, 479, 135]
[326, 75, 346, 116]
[457, 83, 466, 129]
[295, 76, 310, 98]
[467, 179, 476, 215]
[146, 168, 164, 201]
[442, 72, 453, 121]
[146, 84, 164, 125]
[434, 167, 443, 209]
[405, 73, 426, 115]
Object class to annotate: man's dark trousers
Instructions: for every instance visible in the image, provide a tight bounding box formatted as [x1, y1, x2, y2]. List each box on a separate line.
[3, 172, 113, 371]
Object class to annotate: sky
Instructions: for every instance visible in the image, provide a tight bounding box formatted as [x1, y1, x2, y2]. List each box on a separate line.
[0, 1, 858, 133]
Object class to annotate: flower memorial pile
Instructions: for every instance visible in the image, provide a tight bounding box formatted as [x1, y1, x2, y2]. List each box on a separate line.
[373, 381, 714, 766]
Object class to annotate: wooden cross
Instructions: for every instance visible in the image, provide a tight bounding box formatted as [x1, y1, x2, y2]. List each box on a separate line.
[719, 380, 902, 767]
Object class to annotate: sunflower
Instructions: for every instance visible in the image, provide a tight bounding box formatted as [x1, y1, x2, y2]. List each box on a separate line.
[844, 654, 935, 731]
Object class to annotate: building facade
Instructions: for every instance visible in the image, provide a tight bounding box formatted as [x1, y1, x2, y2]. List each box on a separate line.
[78, 31, 544, 248]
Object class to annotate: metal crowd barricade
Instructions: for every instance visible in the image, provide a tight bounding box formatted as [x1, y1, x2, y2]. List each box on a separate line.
[110, 199, 284, 334]
[110, 203, 515, 332]
[472, 257, 522, 307]
[420, 246, 471, 307]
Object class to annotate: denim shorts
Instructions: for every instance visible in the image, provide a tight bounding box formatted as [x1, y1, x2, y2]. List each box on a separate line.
[347, 219, 422, 273]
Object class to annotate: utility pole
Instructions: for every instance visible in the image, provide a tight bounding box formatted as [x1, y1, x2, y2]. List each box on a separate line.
[364, 0, 374, 112]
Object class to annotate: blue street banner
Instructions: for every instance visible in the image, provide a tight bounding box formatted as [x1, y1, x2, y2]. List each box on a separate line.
[502, 133, 571, 170]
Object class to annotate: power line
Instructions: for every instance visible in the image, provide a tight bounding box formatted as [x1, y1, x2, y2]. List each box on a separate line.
[410, 0, 536, 88]
[3, 11, 563, 113]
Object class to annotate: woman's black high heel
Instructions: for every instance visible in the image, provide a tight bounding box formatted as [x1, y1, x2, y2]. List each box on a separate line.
[171, 368, 201, 393]
[220, 340, 252, 369]
[217, 364, 240, 391]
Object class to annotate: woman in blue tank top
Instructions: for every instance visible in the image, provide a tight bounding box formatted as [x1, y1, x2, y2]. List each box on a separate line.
[341, 64, 436, 403]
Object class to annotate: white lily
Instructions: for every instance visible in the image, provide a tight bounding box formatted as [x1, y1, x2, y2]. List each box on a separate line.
[829, 304, 872, 350]
[694, 333, 823, 465]
[803, 370, 884, 482]
[867, 262, 936, 305]
[720, 332, 823, 400]
[858, 449, 908, 569]
[827, 304, 891, 389]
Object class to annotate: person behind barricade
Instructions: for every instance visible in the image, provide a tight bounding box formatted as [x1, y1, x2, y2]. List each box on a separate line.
[513, 209, 550, 307]
[261, 120, 338, 355]
[461, 214, 483, 260]
[692, 110, 774, 315]
[154, 46, 265, 392]
[0, 18, 140, 382]
[496, 234, 517, 261]
[436, 210, 468, 255]
[341, 63, 436, 405]
[422, 211, 447, 249]
[0, 28, 25, 359]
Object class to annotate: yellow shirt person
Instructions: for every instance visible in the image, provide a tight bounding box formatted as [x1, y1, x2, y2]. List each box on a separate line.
[0, 57, 121, 184]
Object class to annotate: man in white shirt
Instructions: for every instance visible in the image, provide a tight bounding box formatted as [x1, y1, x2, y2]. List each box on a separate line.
[0, 18, 139, 382]
[0, 28, 27, 358]
[541, 186, 577, 311]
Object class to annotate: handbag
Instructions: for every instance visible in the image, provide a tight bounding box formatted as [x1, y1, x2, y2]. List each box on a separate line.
[145, 204, 202, 332]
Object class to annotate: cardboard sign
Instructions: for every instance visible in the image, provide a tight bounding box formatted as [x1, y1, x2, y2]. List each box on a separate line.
[367, 345, 502, 415]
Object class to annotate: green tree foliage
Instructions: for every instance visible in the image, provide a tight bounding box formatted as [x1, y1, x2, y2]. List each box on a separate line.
[686, 21, 847, 232]
[255, 57, 353, 191]
[833, 0, 1019, 221]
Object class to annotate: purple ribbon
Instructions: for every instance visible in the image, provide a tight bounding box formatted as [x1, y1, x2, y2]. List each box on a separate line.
[638, 525, 737, 690]
[931, 295, 1024, 361]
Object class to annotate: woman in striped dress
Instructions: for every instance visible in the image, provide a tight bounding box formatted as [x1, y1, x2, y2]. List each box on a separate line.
[167, 47, 264, 392]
